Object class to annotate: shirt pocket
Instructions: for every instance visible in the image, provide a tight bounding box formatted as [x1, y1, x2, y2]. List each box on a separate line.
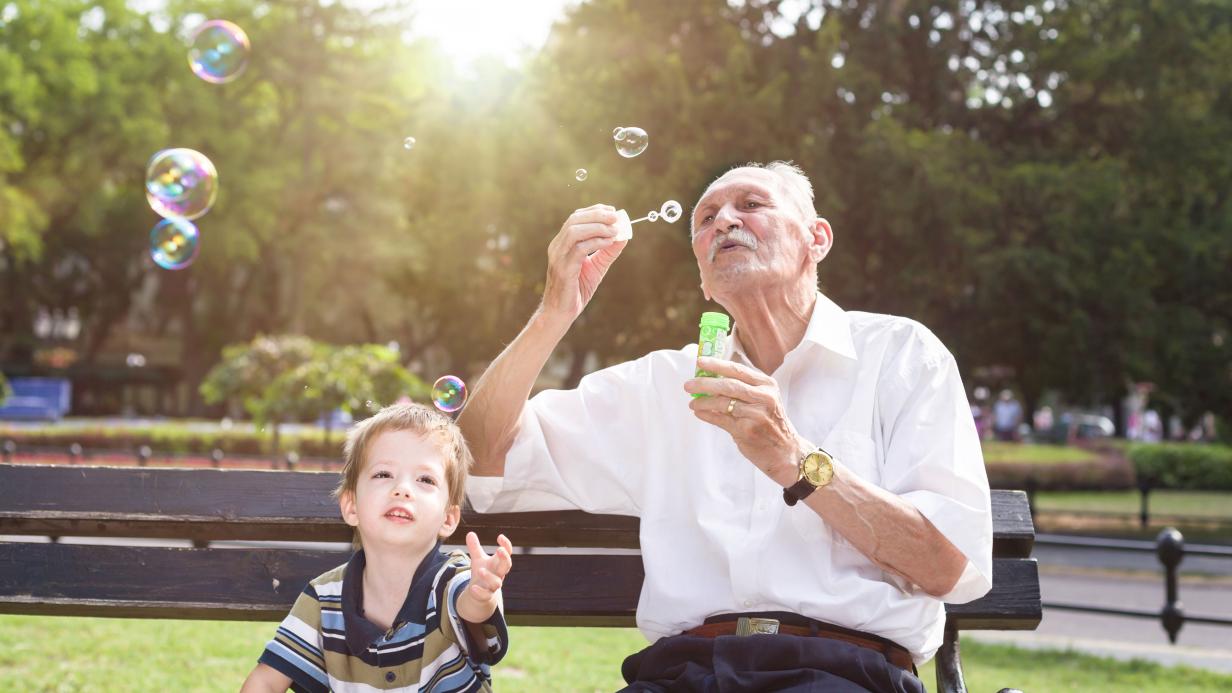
[789, 428, 881, 546]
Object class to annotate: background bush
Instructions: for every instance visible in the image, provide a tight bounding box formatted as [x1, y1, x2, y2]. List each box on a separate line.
[1130, 443, 1232, 490]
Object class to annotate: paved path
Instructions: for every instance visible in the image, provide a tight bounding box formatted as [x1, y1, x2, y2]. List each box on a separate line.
[969, 543, 1232, 673]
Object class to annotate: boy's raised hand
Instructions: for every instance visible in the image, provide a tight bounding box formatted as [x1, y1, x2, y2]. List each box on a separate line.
[464, 531, 514, 605]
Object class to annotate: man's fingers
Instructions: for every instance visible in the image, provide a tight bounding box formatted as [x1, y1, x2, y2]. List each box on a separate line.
[683, 375, 761, 402]
[695, 357, 773, 385]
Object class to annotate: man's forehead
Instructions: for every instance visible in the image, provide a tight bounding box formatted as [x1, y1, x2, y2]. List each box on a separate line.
[695, 168, 782, 208]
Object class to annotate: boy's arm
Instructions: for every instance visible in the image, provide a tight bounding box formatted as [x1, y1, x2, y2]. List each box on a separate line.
[240, 663, 292, 693]
[455, 532, 513, 624]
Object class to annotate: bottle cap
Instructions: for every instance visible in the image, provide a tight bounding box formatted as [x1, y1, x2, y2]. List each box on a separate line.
[698, 311, 730, 331]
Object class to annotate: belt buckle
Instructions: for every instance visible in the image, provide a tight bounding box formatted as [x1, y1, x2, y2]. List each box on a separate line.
[735, 617, 779, 636]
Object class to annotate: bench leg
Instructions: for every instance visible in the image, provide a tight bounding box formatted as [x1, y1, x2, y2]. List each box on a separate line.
[935, 621, 966, 693]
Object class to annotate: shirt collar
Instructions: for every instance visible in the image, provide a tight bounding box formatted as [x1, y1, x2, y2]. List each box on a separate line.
[729, 291, 857, 364]
[341, 540, 449, 655]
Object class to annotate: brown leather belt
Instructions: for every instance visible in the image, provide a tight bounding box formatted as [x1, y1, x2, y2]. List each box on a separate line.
[685, 615, 914, 672]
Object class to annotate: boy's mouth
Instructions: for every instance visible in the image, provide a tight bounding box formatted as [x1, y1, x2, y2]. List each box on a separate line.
[384, 507, 415, 523]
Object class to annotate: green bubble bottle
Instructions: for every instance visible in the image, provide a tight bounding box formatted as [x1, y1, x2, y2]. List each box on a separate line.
[692, 311, 731, 398]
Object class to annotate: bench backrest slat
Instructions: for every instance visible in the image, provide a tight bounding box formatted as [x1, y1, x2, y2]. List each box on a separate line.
[0, 542, 1039, 629]
[0, 465, 1032, 555]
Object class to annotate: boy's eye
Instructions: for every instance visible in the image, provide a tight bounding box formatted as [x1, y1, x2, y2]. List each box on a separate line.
[417, 475, 438, 486]
[373, 470, 392, 479]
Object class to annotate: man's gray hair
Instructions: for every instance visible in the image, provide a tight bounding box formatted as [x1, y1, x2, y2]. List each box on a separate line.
[692, 160, 817, 237]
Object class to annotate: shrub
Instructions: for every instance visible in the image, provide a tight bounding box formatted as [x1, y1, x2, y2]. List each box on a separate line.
[1130, 443, 1232, 490]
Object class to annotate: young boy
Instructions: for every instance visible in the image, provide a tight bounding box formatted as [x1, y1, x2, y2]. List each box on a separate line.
[242, 403, 514, 693]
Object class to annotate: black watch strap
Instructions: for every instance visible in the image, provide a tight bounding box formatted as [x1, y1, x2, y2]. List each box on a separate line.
[782, 477, 818, 506]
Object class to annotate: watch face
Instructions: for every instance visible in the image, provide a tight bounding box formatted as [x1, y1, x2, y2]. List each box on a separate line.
[802, 451, 833, 486]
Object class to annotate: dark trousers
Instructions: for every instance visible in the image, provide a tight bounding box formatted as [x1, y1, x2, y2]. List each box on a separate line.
[618, 633, 925, 693]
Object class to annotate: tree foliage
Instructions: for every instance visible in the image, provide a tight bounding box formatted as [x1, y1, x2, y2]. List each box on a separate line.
[1, 0, 1229, 429]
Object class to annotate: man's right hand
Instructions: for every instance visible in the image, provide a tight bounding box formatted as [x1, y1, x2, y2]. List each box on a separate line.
[541, 204, 629, 323]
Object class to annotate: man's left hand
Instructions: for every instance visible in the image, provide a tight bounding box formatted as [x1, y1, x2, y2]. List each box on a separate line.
[685, 357, 806, 487]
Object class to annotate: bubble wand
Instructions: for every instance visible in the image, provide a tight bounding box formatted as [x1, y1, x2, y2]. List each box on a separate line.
[615, 200, 684, 240]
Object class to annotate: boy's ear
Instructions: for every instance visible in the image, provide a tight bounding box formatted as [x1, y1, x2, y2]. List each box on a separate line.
[438, 503, 461, 539]
[339, 491, 359, 528]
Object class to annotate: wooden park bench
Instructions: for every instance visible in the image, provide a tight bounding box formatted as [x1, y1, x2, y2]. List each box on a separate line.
[0, 463, 1039, 692]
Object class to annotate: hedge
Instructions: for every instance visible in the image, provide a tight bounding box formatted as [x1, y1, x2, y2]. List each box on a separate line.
[0, 424, 344, 459]
[1129, 442, 1232, 490]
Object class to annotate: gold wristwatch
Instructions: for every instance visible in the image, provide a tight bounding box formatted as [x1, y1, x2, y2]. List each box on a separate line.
[783, 447, 835, 506]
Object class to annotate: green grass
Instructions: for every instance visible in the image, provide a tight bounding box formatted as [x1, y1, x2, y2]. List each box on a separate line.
[3, 616, 1232, 692]
[981, 441, 1101, 465]
[1035, 490, 1232, 518]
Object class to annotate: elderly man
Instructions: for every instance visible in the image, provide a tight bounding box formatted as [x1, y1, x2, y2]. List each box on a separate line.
[460, 162, 991, 692]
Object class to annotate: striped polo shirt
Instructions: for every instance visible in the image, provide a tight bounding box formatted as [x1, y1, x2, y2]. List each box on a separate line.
[259, 543, 508, 692]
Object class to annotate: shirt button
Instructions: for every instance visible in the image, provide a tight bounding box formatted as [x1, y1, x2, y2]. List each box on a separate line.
[743, 599, 753, 607]
[385, 672, 396, 683]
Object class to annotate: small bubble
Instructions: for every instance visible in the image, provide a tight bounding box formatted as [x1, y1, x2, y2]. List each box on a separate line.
[403, 137, 416, 150]
[614, 126, 648, 157]
[149, 217, 200, 270]
[432, 375, 467, 413]
[660, 200, 683, 223]
[647, 211, 659, 222]
[575, 168, 588, 182]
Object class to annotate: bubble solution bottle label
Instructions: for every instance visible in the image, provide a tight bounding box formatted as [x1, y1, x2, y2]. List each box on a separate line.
[692, 311, 731, 398]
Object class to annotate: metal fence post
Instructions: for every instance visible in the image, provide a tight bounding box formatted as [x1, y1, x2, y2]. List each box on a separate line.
[1138, 478, 1152, 528]
[1156, 527, 1185, 643]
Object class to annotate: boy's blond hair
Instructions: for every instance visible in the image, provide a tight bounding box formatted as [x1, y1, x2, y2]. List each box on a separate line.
[333, 403, 473, 547]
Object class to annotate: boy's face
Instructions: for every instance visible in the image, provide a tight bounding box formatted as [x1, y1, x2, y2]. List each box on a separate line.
[339, 429, 460, 554]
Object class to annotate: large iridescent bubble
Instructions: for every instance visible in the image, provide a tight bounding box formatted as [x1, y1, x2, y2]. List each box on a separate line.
[188, 20, 251, 84]
[149, 217, 200, 270]
[145, 148, 218, 220]
[431, 375, 467, 413]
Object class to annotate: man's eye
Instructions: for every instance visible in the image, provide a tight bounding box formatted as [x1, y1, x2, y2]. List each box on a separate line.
[702, 214, 715, 224]
[418, 475, 438, 486]
[745, 201, 761, 209]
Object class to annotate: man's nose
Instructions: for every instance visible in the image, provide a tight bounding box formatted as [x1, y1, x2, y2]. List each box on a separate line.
[713, 203, 741, 230]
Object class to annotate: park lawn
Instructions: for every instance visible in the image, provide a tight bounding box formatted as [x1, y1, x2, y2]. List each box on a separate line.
[3, 616, 1232, 692]
[1035, 490, 1232, 518]
[981, 441, 1101, 465]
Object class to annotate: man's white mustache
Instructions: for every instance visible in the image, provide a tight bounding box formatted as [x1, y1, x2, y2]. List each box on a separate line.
[709, 228, 759, 262]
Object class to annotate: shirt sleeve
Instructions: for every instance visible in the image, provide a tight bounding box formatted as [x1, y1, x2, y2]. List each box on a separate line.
[467, 351, 670, 515]
[257, 584, 330, 693]
[436, 554, 510, 667]
[878, 325, 993, 604]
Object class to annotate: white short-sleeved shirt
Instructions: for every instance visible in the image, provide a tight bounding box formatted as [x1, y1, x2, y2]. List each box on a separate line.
[467, 292, 992, 663]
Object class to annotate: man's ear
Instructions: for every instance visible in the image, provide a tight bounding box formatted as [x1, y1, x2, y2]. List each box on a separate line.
[439, 503, 461, 539]
[339, 490, 360, 528]
[809, 217, 834, 263]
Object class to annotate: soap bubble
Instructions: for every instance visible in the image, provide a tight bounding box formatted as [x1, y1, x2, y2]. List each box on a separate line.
[145, 148, 218, 220]
[432, 375, 467, 413]
[403, 137, 416, 150]
[188, 20, 250, 84]
[575, 168, 587, 181]
[660, 200, 683, 223]
[647, 211, 659, 222]
[149, 217, 200, 270]
[614, 126, 648, 157]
